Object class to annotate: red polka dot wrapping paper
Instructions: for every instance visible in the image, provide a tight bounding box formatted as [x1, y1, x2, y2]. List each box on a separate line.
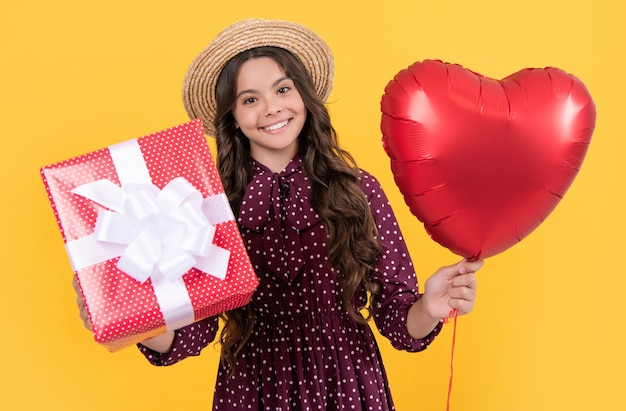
[40, 119, 259, 352]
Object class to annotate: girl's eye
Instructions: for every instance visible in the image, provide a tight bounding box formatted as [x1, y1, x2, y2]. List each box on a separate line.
[242, 97, 256, 105]
[277, 86, 290, 94]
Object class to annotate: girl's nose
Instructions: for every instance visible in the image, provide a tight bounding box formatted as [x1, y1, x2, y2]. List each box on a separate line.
[264, 97, 283, 116]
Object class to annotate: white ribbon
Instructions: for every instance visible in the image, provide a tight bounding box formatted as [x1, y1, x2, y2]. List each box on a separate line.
[65, 139, 233, 331]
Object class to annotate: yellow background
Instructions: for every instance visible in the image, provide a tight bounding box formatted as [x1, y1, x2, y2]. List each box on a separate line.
[1, 0, 623, 410]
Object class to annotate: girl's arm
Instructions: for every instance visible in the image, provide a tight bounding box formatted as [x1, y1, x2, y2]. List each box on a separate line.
[140, 331, 175, 353]
[137, 318, 219, 366]
[407, 259, 481, 339]
[358, 170, 482, 350]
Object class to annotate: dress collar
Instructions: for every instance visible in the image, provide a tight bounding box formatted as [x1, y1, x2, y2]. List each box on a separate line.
[238, 155, 321, 232]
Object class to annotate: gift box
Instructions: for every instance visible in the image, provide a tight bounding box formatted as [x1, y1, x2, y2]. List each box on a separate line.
[41, 120, 259, 352]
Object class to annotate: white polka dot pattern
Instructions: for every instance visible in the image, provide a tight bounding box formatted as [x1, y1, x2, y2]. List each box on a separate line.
[138, 159, 443, 410]
[40, 120, 259, 351]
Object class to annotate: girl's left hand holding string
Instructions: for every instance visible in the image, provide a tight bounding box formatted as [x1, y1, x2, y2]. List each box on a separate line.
[422, 258, 482, 319]
[406, 259, 483, 339]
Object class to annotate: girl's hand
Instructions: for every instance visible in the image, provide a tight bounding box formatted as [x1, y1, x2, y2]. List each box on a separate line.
[422, 259, 482, 320]
[72, 276, 92, 331]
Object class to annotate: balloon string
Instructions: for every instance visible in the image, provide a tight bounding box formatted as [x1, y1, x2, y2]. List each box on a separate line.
[443, 308, 459, 411]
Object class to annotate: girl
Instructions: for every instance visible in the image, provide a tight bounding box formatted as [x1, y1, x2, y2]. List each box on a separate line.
[76, 18, 482, 410]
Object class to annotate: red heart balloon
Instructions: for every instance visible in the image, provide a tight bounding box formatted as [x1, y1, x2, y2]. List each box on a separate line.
[380, 60, 596, 260]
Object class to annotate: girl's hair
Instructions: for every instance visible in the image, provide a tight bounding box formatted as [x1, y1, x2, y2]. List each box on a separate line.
[213, 46, 383, 375]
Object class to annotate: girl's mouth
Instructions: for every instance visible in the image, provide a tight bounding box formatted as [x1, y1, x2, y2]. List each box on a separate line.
[262, 119, 289, 132]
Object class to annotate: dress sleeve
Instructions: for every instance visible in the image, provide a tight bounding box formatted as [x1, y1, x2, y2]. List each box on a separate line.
[137, 316, 219, 366]
[359, 171, 443, 352]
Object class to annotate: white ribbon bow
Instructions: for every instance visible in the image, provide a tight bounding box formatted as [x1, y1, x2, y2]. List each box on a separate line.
[72, 177, 230, 283]
[65, 139, 234, 330]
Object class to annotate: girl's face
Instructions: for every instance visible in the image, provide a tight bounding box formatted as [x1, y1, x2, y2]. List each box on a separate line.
[232, 57, 307, 171]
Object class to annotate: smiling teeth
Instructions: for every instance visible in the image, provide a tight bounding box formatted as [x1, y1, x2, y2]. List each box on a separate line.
[264, 120, 288, 131]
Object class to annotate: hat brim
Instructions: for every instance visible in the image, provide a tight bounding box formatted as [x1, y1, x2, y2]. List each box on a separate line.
[182, 19, 334, 137]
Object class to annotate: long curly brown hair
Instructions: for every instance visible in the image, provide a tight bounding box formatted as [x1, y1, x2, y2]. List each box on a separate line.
[213, 46, 383, 374]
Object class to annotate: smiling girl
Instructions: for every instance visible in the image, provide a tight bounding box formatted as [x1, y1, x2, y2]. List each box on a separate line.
[76, 19, 482, 410]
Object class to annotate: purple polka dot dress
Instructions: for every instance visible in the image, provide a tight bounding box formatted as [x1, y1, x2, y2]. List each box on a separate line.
[139, 156, 442, 410]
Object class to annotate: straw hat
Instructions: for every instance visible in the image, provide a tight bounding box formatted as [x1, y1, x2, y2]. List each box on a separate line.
[182, 18, 335, 137]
